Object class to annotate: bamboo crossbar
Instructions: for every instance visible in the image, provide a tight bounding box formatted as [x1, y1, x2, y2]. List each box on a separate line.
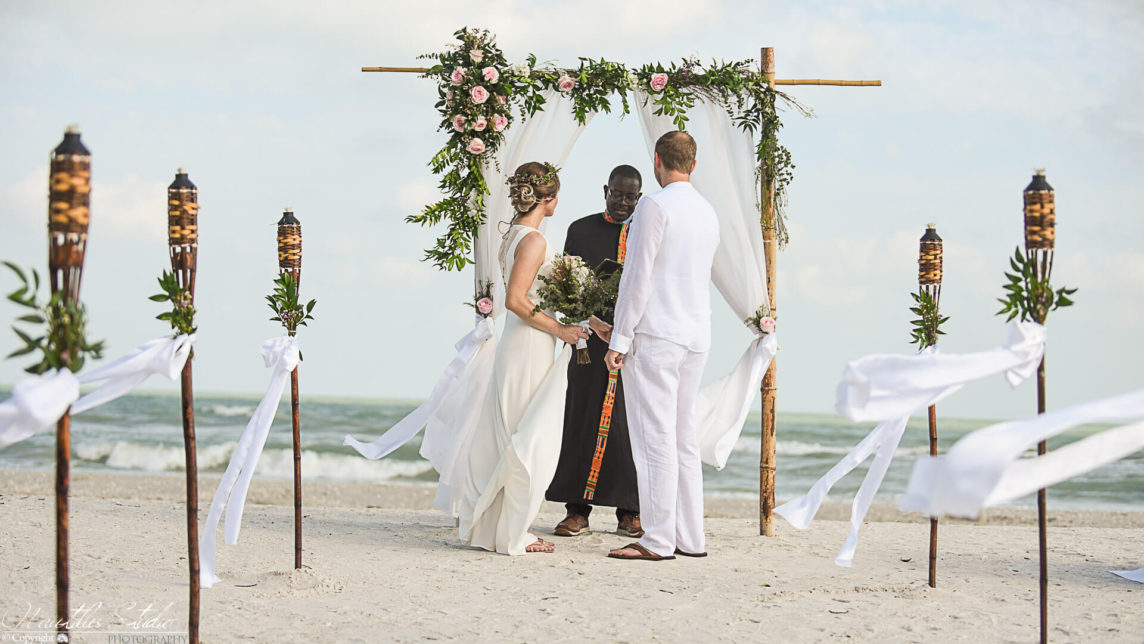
[361, 66, 881, 86]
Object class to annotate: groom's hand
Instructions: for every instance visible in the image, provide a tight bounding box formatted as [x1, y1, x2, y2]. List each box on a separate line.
[604, 350, 624, 371]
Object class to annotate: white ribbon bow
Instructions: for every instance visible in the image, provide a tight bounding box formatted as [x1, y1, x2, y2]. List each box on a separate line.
[344, 316, 496, 460]
[777, 321, 1047, 567]
[0, 335, 195, 451]
[200, 335, 300, 588]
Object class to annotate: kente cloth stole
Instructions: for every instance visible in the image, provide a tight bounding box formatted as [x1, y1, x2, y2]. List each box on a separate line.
[584, 218, 629, 501]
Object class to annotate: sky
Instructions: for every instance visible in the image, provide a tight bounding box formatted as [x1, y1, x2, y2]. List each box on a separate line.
[1, 0, 1142, 420]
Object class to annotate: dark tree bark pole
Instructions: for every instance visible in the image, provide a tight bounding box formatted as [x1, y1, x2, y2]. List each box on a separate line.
[918, 224, 943, 588]
[277, 208, 304, 569]
[292, 353, 302, 569]
[55, 414, 70, 639]
[1037, 356, 1048, 643]
[928, 403, 939, 587]
[759, 46, 779, 537]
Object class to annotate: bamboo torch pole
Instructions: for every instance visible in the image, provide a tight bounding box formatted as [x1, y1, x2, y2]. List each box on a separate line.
[167, 168, 200, 644]
[277, 208, 303, 569]
[918, 224, 943, 587]
[1023, 170, 1055, 644]
[48, 124, 92, 643]
[758, 47, 779, 537]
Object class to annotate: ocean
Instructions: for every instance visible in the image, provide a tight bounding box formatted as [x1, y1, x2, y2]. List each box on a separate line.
[1, 390, 1140, 512]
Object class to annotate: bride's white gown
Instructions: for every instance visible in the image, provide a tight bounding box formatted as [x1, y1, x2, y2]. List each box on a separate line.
[457, 224, 572, 555]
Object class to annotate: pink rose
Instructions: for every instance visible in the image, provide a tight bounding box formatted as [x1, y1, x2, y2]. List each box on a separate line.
[557, 75, 576, 93]
[493, 115, 508, 132]
[470, 49, 484, 63]
[760, 317, 776, 334]
[467, 137, 486, 155]
[470, 85, 490, 104]
[452, 115, 466, 132]
[449, 67, 466, 86]
[473, 116, 487, 131]
[445, 90, 453, 100]
[650, 73, 669, 92]
[497, 95, 507, 105]
[482, 66, 500, 84]
[476, 297, 493, 315]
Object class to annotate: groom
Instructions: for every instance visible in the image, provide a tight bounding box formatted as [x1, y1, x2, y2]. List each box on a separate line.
[604, 131, 719, 560]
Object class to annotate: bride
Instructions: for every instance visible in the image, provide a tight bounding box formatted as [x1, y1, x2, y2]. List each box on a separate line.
[457, 161, 591, 554]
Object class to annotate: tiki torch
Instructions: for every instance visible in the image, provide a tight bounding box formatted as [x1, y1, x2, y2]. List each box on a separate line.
[277, 207, 303, 569]
[918, 223, 942, 588]
[1024, 170, 1054, 644]
[168, 168, 200, 644]
[48, 124, 91, 642]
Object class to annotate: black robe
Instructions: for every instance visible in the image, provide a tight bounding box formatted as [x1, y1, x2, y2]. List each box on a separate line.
[544, 213, 639, 512]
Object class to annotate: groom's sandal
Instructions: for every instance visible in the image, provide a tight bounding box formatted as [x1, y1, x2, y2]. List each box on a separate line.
[607, 543, 676, 561]
[554, 513, 590, 537]
[674, 548, 708, 558]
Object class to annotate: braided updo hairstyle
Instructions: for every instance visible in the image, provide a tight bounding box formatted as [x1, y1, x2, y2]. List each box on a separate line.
[507, 161, 560, 216]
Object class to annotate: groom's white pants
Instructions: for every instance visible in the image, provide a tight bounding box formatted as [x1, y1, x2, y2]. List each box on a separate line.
[622, 334, 707, 557]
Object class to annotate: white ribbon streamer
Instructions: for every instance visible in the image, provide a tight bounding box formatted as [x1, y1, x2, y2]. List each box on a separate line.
[343, 317, 496, 460]
[1112, 568, 1144, 583]
[695, 332, 778, 469]
[778, 322, 1047, 566]
[900, 387, 1144, 518]
[200, 336, 300, 588]
[0, 370, 79, 450]
[72, 335, 195, 414]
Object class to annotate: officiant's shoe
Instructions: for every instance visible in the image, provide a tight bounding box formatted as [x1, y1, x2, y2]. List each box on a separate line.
[617, 513, 644, 538]
[554, 513, 590, 537]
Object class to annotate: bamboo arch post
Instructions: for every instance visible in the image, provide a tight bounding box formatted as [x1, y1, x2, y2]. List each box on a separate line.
[1023, 170, 1056, 644]
[277, 208, 304, 570]
[47, 125, 92, 643]
[167, 168, 200, 644]
[918, 224, 943, 587]
[758, 47, 779, 537]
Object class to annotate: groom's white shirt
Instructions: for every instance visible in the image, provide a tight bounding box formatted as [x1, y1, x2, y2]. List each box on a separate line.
[609, 181, 720, 354]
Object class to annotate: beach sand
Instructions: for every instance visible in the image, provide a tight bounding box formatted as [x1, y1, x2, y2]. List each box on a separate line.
[1, 468, 1141, 642]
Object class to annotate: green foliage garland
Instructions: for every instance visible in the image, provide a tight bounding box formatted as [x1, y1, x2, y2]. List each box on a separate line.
[908, 290, 949, 349]
[4, 262, 104, 375]
[996, 248, 1076, 324]
[150, 270, 197, 337]
[412, 27, 808, 272]
[267, 272, 316, 337]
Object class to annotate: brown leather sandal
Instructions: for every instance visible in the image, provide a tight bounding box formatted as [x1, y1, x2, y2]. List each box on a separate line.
[607, 542, 675, 561]
[674, 548, 708, 557]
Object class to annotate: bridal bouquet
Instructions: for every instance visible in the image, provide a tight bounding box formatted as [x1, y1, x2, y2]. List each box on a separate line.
[532, 254, 620, 364]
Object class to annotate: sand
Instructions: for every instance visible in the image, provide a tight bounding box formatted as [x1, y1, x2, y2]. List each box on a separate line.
[1, 469, 1141, 642]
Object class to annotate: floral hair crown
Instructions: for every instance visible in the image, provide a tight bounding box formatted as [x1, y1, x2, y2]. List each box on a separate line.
[506, 162, 560, 193]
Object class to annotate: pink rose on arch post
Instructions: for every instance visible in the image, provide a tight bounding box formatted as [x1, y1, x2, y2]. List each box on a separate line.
[759, 316, 776, 334]
[649, 73, 669, 92]
[445, 90, 453, 100]
[557, 75, 576, 93]
[470, 85, 490, 104]
[467, 137, 486, 155]
[497, 95, 507, 105]
[470, 49, 484, 64]
[452, 115, 466, 132]
[493, 115, 508, 132]
[482, 66, 500, 84]
[473, 116, 487, 131]
[449, 67, 466, 86]
[476, 297, 493, 316]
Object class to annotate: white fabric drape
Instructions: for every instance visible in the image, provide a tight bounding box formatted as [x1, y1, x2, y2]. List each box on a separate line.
[633, 91, 775, 469]
[345, 90, 593, 515]
[1113, 569, 1144, 583]
[0, 370, 79, 450]
[899, 387, 1144, 518]
[201, 335, 300, 588]
[0, 335, 195, 450]
[776, 322, 1047, 566]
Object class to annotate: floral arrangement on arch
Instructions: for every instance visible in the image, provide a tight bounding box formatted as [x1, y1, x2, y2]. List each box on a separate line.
[408, 27, 810, 274]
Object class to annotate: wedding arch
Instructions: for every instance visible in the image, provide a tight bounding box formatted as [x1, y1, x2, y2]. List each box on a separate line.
[354, 27, 880, 533]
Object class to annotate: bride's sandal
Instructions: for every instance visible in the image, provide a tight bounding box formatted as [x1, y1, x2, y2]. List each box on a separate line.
[526, 539, 555, 553]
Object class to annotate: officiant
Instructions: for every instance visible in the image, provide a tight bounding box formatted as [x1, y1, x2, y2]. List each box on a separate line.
[546, 165, 644, 538]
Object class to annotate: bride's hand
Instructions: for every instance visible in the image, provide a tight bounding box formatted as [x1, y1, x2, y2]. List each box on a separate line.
[558, 324, 591, 345]
[587, 315, 613, 343]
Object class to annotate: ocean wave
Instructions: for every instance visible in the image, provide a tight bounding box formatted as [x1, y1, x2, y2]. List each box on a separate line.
[206, 404, 257, 417]
[733, 437, 931, 458]
[72, 440, 434, 482]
